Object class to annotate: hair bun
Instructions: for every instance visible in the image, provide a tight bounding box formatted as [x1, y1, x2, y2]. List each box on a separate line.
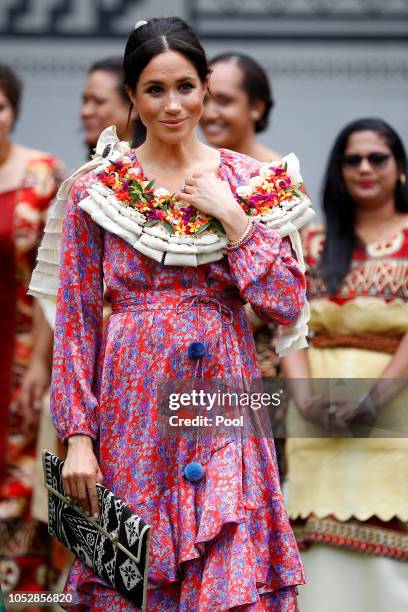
[134, 20, 148, 30]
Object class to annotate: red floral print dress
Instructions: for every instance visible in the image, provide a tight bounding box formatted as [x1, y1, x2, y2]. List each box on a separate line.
[51, 149, 306, 611]
[0, 154, 63, 595]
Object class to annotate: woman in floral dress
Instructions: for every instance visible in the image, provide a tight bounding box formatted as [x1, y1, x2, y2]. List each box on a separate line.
[41, 18, 307, 610]
[0, 63, 63, 596]
[200, 53, 286, 470]
[200, 52, 281, 376]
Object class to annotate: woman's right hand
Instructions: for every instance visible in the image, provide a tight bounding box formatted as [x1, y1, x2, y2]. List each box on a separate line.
[16, 357, 50, 435]
[62, 435, 103, 519]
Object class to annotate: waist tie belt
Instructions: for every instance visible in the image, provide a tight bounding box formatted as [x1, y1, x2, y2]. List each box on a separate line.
[111, 292, 243, 323]
[310, 331, 403, 354]
[111, 292, 245, 483]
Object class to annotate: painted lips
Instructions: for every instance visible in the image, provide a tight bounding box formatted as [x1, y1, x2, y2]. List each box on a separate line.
[161, 118, 187, 126]
[358, 180, 376, 188]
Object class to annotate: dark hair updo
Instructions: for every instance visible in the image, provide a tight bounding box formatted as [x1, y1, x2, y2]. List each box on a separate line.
[0, 63, 23, 126]
[123, 17, 209, 145]
[209, 53, 274, 133]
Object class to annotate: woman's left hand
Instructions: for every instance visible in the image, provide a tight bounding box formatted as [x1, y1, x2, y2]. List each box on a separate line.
[175, 172, 239, 220]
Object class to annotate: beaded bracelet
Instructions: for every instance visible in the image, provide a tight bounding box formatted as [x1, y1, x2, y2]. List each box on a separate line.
[227, 218, 253, 249]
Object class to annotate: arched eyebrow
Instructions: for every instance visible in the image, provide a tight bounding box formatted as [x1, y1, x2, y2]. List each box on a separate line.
[142, 75, 198, 86]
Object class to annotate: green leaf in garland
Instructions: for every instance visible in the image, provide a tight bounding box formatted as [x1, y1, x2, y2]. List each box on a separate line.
[284, 161, 288, 171]
[195, 220, 211, 236]
[238, 196, 248, 206]
[210, 219, 225, 234]
[129, 188, 143, 200]
[145, 179, 155, 191]
[145, 219, 159, 226]
[130, 178, 141, 187]
[162, 220, 175, 234]
[293, 185, 304, 197]
[144, 193, 154, 201]
[131, 184, 144, 196]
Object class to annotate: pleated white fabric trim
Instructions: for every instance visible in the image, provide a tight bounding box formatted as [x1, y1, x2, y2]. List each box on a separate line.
[28, 126, 314, 355]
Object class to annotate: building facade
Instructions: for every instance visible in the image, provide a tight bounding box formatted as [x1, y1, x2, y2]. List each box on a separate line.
[1, 0, 407, 207]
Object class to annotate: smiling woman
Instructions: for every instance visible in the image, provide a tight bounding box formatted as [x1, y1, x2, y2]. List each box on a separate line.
[200, 54, 285, 452]
[37, 16, 308, 611]
[200, 53, 280, 163]
[125, 50, 214, 190]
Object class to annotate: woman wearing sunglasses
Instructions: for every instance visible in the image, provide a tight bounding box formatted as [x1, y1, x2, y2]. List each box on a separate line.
[281, 118, 408, 611]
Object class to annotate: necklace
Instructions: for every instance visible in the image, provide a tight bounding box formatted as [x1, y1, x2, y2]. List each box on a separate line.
[0, 141, 12, 167]
[357, 213, 401, 245]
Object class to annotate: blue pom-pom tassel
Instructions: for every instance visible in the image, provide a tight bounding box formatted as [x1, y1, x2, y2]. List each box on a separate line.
[183, 462, 205, 482]
[188, 341, 206, 359]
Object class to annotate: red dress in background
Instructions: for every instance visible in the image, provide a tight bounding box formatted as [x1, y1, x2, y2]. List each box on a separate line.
[0, 155, 63, 595]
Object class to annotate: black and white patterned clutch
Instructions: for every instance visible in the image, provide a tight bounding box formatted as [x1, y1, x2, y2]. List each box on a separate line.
[42, 450, 151, 610]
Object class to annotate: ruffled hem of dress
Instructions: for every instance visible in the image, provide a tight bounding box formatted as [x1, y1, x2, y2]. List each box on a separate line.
[61, 576, 299, 611]
[61, 441, 305, 609]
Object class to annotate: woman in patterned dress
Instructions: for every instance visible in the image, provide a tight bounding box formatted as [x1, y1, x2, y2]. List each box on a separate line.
[200, 52, 281, 376]
[50, 18, 306, 610]
[282, 118, 408, 611]
[0, 64, 63, 597]
[200, 54, 286, 469]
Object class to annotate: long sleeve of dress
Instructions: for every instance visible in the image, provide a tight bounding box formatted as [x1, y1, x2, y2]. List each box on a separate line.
[50, 175, 104, 444]
[227, 222, 306, 326]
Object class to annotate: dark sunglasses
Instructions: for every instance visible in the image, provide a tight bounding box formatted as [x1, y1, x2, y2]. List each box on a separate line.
[341, 152, 391, 168]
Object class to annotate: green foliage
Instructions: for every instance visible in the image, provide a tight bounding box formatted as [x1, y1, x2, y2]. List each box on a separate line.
[195, 220, 211, 235]
[162, 220, 175, 234]
[210, 219, 224, 234]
